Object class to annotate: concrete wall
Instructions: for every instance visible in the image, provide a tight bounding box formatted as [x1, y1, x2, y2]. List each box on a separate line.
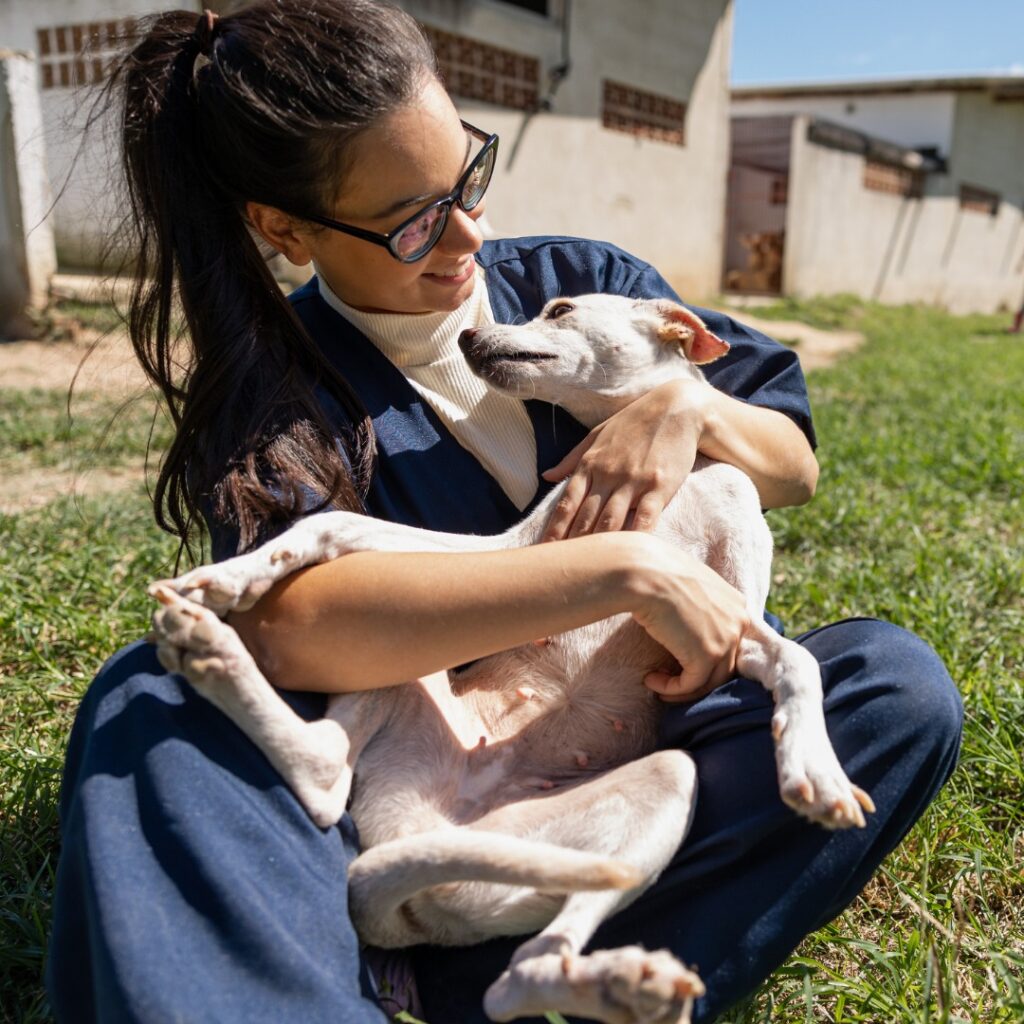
[784, 115, 1024, 313]
[0, 50, 57, 336]
[408, 0, 734, 299]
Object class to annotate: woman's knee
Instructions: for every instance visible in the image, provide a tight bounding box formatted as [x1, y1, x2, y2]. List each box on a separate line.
[805, 617, 963, 767]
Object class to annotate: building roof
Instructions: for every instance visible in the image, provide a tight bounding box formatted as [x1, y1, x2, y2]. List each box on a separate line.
[733, 73, 1024, 102]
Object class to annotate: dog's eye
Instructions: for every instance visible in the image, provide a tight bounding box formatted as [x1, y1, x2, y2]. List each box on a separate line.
[546, 301, 575, 320]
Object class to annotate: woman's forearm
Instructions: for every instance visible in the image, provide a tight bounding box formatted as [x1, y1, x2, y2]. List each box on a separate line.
[230, 533, 662, 692]
[697, 385, 818, 508]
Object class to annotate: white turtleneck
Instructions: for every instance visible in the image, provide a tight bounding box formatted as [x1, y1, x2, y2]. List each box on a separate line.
[317, 269, 539, 510]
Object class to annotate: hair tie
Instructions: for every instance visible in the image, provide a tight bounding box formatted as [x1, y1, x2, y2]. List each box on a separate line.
[193, 9, 220, 57]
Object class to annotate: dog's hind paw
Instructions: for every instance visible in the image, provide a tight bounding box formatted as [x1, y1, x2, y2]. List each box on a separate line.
[149, 587, 352, 826]
[150, 586, 254, 688]
[485, 946, 703, 1024]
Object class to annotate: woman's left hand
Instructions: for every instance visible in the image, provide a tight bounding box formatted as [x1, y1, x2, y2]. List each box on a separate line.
[541, 378, 709, 540]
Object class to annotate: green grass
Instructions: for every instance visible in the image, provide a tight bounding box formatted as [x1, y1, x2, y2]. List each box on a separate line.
[0, 368, 176, 1021]
[1, 298, 1022, 1021]
[1, 491, 179, 1021]
[0, 387, 172, 475]
[720, 299, 1024, 1023]
[51, 299, 126, 335]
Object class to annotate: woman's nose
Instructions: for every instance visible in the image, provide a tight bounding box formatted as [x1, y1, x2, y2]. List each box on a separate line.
[438, 202, 484, 256]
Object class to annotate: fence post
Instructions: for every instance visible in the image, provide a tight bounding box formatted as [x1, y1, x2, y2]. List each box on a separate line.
[0, 49, 57, 338]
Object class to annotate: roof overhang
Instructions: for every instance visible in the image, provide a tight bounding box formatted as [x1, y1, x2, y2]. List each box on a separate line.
[733, 73, 1024, 102]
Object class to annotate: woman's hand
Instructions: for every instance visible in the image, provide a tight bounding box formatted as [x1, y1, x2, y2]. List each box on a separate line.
[541, 379, 709, 540]
[625, 534, 751, 702]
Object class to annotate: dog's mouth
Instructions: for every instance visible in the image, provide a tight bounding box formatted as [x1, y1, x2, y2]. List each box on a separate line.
[477, 350, 557, 366]
[464, 347, 558, 389]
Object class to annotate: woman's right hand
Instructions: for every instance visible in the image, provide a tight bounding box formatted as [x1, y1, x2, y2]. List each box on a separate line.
[623, 534, 750, 702]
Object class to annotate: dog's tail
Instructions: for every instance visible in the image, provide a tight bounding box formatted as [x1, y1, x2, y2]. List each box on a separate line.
[349, 829, 641, 946]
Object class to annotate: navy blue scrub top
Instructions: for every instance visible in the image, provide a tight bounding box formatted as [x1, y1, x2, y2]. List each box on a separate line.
[209, 236, 814, 560]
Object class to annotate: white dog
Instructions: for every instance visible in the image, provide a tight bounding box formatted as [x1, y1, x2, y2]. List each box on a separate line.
[150, 295, 872, 1024]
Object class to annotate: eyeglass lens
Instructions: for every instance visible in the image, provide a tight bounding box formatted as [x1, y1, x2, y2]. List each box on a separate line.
[394, 208, 446, 260]
[392, 139, 496, 260]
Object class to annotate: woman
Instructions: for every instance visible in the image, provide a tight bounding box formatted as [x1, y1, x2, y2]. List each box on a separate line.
[46, 3, 962, 1022]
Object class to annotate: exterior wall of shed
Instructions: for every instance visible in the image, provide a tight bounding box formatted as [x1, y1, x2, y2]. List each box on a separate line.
[784, 114, 1024, 314]
[732, 92, 956, 155]
[948, 91, 1024, 201]
[4, 0, 732, 298]
[2, 0, 180, 268]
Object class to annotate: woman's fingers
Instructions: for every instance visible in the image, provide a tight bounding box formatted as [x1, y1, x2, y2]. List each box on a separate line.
[629, 490, 668, 532]
[569, 485, 643, 537]
[593, 490, 635, 534]
[543, 472, 592, 541]
[567, 488, 607, 538]
[549, 474, 673, 539]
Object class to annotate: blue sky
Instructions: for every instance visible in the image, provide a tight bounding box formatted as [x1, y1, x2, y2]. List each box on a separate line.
[732, 0, 1024, 85]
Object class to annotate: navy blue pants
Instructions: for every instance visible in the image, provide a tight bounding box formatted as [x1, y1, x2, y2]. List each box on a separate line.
[47, 618, 961, 1023]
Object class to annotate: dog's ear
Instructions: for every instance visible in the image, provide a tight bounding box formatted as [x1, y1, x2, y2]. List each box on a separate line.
[649, 301, 730, 365]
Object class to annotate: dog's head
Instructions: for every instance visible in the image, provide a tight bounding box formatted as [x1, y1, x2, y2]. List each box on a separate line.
[459, 294, 729, 424]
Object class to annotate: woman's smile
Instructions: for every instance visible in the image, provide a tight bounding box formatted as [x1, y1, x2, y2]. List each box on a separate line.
[422, 259, 476, 286]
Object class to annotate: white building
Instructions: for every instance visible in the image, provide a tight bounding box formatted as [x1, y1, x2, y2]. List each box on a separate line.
[1, 0, 735, 300]
[728, 75, 1024, 314]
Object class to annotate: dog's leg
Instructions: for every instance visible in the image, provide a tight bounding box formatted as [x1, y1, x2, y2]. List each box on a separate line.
[696, 478, 873, 830]
[153, 509, 516, 617]
[736, 623, 873, 829]
[473, 751, 703, 1024]
[150, 587, 385, 827]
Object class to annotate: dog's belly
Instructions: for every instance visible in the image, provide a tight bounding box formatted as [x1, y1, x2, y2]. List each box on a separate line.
[349, 616, 669, 847]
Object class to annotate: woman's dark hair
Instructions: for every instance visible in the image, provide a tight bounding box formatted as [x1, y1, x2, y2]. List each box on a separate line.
[105, 0, 438, 561]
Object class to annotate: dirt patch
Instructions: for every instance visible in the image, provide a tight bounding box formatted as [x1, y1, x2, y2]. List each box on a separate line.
[722, 311, 865, 372]
[0, 327, 150, 395]
[0, 462, 149, 515]
[0, 324, 155, 512]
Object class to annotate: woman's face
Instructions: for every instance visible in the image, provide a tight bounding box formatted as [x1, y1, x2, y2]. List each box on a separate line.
[299, 77, 488, 314]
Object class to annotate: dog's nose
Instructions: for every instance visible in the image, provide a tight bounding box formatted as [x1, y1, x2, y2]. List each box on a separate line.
[458, 328, 479, 354]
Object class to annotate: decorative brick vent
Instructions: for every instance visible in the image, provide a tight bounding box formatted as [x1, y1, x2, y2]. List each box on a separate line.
[601, 80, 686, 146]
[36, 20, 134, 89]
[959, 183, 1000, 216]
[420, 24, 540, 111]
[864, 159, 922, 198]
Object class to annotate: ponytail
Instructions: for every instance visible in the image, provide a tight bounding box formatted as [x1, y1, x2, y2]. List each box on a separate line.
[102, 1, 436, 561]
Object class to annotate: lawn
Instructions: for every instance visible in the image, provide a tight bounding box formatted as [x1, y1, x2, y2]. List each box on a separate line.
[1, 297, 1021, 1022]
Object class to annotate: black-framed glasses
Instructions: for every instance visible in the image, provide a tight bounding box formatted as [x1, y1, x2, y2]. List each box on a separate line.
[301, 121, 499, 264]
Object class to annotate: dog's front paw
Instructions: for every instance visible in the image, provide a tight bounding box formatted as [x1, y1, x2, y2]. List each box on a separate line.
[149, 552, 282, 616]
[773, 710, 874, 829]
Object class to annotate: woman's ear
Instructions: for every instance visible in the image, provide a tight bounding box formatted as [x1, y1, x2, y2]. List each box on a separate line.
[246, 201, 314, 266]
